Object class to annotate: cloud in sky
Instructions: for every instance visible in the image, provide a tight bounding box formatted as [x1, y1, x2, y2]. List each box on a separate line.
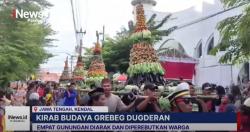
[41, 0, 213, 73]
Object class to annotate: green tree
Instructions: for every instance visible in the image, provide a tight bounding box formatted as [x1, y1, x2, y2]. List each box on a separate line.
[0, 0, 54, 87]
[211, 0, 249, 64]
[102, 37, 133, 73]
[82, 47, 93, 69]
[102, 14, 177, 73]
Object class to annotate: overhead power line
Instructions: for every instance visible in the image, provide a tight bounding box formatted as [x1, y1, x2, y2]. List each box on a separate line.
[70, 0, 78, 43]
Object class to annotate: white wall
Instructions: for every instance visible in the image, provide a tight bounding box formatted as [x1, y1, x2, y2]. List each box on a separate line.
[138, 0, 245, 87]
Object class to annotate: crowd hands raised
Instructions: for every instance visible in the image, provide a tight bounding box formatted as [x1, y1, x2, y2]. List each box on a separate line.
[0, 78, 250, 131]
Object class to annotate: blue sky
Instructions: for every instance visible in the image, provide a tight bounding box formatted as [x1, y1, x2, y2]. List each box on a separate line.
[40, 0, 213, 73]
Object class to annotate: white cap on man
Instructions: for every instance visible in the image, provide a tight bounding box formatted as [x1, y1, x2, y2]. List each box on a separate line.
[29, 93, 39, 100]
[243, 98, 250, 107]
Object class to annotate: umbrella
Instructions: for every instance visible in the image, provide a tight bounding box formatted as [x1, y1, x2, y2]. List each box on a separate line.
[117, 74, 127, 82]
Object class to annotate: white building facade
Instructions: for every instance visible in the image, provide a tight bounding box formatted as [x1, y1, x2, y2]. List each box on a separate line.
[132, 0, 249, 87]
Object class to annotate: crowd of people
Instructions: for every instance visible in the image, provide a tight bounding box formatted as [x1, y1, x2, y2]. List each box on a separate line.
[0, 78, 250, 131]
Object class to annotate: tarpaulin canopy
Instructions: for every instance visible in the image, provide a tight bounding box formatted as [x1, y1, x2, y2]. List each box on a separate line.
[157, 39, 198, 80]
[161, 61, 196, 80]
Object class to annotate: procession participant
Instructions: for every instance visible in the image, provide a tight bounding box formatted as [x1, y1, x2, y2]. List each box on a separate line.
[230, 85, 243, 111]
[56, 91, 65, 106]
[37, 83, 45, 98]
[53, 84, 60, 105]
[88, 87, 106, 106]
[243, 86, 250, 99]
[219, 95, 236, 112]
[167, 82, 192, 112]
[187, 82, 196, 96]
[26, 92, 41, 132]
[26, 83, 37, 103]
[26, 92, 41, 106]
[202, 83, 213, 95]
[241, 78, 249, 90]
[188, 82, 199, 112]
[64, 82, 77, 106]
[225, 94, 237, 112]
[101, 78, 135, 112]
[188, 83, 208, 112]
[135, 83, 161, 112]
[45, 88, 53, 106]
[214, 85, 226, 112]
[239, 97, 250, 132]
[0, 91, 12, 132]
[202, 83, 215, 112]
[13, 89, 25, 106]
[37, 83, 46, 105]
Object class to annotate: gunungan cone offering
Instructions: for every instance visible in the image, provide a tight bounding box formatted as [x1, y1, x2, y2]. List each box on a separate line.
[127, 4, 165, 86]
[86, 32, 107, 85]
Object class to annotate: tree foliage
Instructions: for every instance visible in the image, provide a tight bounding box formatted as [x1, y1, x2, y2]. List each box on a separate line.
[211, 0, 250, 64]
[82, 47, 93, 69]
[101, 14, 177, 73]
[102, 37, 133, 73]
[0, 0, 54, 87]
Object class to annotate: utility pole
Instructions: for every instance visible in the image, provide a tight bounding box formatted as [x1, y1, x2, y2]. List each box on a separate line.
[102, 25, 105, 42]
[76, 28, 86, 55]
[70, 56, 73, 75]
[98, 25, 105, 47]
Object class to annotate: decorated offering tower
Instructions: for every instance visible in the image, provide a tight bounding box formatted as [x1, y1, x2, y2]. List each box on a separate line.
[127, 3, 165, 86]
[72, 43, 86, 81]
[86, 31, 108, 85]
[59, 57, 71, 82]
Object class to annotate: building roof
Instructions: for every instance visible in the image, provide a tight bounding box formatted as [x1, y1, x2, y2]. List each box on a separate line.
[131, 0, 156, 6]
[157, 39, 197, 63]
[38, 72, 60, 82]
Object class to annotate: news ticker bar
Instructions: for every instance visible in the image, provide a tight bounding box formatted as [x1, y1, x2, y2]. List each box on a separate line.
[5, 106, 238, 131]
[32, 123, 237, 131]
[32, 113, 236, 123]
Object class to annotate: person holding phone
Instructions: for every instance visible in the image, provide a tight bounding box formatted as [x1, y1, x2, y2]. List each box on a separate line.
[64, 82, 77, 106]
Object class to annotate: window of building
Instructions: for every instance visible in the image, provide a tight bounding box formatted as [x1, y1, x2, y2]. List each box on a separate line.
[207, 36, 214, 55]
[195, 41, 202, 58]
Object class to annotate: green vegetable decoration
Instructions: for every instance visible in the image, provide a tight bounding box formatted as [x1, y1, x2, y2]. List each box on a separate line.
[127, 4, 165, 86]
[159, 96, 171, 112]
[86, 31, 108, 86]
